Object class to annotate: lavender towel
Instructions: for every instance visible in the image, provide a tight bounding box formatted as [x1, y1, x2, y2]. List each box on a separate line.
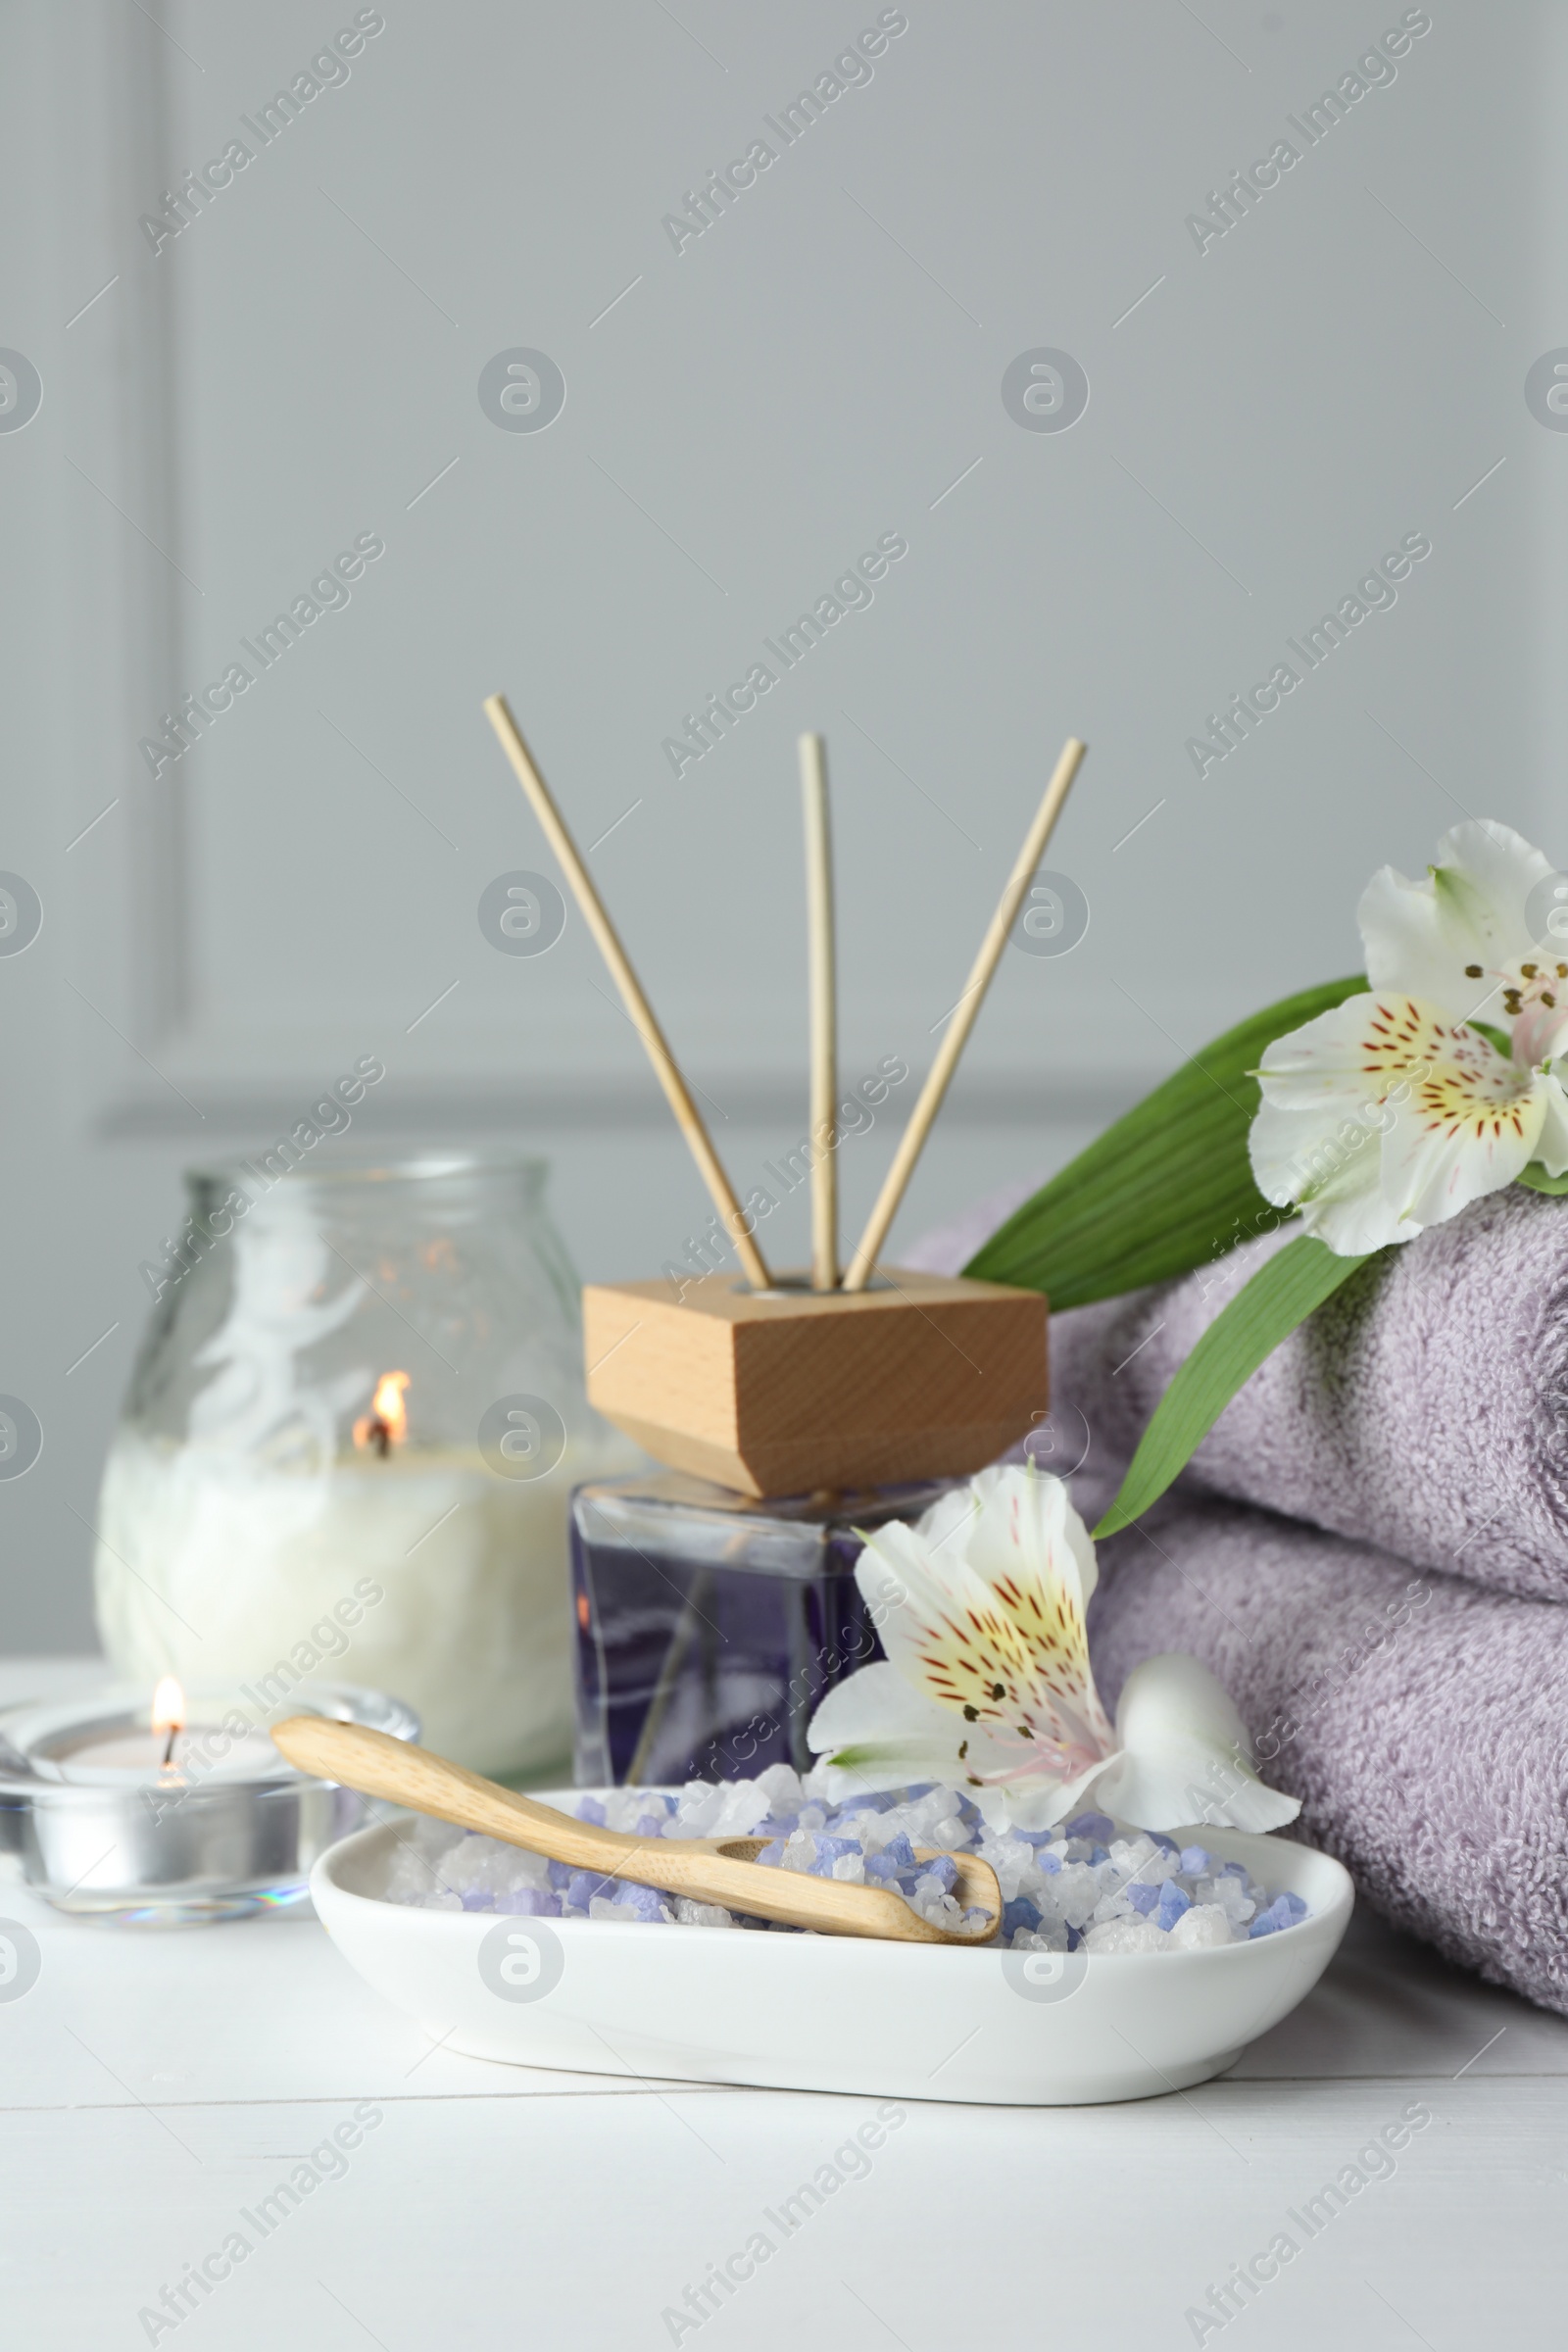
[1078, 1477, 1568, 2017]
[910, 1182, 1568, 1602]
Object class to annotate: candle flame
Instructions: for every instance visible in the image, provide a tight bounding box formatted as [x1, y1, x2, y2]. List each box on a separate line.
[151, 1676, 184, 1735]
[354, 1369, 410, 1453]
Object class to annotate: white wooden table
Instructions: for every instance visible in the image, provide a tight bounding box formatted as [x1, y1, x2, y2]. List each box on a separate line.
[4, 1658, 1560, 2348]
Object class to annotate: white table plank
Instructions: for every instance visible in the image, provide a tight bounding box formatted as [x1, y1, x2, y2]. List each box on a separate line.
[4, 2080, 1563, 2348]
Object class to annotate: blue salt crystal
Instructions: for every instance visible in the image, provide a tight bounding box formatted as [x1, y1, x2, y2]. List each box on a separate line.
[566, 1871, 608, 1910]
[760, 1812, 800, 1838]
[1150, 1833, 1180, 1856]
[1219, 1860, 1250, 1881]
[1248, 1910, 1282, 1938]
[634, 1813, 666, 1839]
[1037, 1849, 1061, 1875]
[1002, 1896, 1042, 1938]
[621, 1883, 666, 1921]
[575, 1797, 608, 1827]
[1179, 1845, 1213, 1877]
[1125, 1881, 1160, 1918]
[807, 1836, 858, 1878]
[547, 1859, 573, 1891]
[1065, 1925, 1084, 1951]
[461, 1890, 492, 1910]
[498, 1888, 560, 1917]
[1065, 1811, 1114, 1842]
[756, 1838, 788, 1867]
[920, 1854, 959, 1893]
[1279, 1890, 1308, 1921]
[829, 1793, 900, 1825]
[878, 1833, 917, 1871]
[1155, 1881, 1192, 1931]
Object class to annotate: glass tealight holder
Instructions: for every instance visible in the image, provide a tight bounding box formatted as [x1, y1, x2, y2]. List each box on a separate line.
[94, 1154, 638, 1781]
[568, 1471, 956, 1786]
[0, 1681, 417, 1923]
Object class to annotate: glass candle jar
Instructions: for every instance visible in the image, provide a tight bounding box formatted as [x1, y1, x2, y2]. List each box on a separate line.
[94, 1155, 637, 1778]
[569, 1470, 956, 1787]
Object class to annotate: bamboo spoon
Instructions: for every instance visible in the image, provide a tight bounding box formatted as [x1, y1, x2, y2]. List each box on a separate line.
[273, 1716, 1001, 1947]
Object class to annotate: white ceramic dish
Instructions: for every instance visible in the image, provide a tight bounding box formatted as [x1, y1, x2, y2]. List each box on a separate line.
[311, 1794, 1354, 2106]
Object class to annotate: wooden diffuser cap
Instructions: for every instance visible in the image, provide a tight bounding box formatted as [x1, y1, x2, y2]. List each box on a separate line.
[583, 1268, 1049, 1498]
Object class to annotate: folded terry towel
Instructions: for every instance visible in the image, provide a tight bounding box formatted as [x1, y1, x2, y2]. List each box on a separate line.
[1078, 1476, 1568, 2017]
[910, 1182, 1568, 1602]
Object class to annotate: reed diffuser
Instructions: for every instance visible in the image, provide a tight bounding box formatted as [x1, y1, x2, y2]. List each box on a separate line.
[483, 696, 1081, 1494]
[482, 694, 1083, 1784]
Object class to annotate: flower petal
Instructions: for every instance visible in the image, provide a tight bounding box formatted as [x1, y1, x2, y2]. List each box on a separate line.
[853, 1467, 1113, 1770]
[1097, 1654, 1300, 1834]
[1252, 992, 1542, 1245]
[1535, 1074, 1568, 1178]
[1250, 993, 1438, 1249]
[1249, 1096, 1414, 1252]
[806, 1660, 953, 1754]
[1359, 820, 1556, 1022]
[1379, 1034, 1544, 1229]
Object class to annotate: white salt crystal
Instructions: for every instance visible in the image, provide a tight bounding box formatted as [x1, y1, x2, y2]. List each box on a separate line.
[1169, 1903, 1237, 1950]
[673, 1897, 738, 1929]
[979, 1835, 1035, 1901]
[1011, 1922, 1071, 1953]
[708, 1780, 773, 1838]
[1090, 1886, 1140, 1927]
[1050, 1861, 1102, 1930]
[1086, 1917, 1168, 1955]
[753, 1762, 807, 1813]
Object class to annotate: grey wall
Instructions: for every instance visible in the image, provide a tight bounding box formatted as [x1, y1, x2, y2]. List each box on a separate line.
[1, 0, 1560, 1649]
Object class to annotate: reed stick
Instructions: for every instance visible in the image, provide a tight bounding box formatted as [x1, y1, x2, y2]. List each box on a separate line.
[841, 736, 1088, 1292]
[483, 693, 773, 1292]
[800, 733, 838, 1290]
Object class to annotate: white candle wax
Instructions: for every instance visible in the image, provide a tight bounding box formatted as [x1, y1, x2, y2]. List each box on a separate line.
[93, 1428, 636, 1777]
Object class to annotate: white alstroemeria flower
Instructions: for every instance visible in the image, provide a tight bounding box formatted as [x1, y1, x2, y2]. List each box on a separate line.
[806, 1465, 1298, 1836]
[1250, 821, 1568, 1255]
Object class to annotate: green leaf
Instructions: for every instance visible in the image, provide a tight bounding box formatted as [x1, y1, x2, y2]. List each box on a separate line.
[1517, 1163, 1568, 1196]
[1091, 1234, 1377, 1539]
[963, 975, 1367, 1310]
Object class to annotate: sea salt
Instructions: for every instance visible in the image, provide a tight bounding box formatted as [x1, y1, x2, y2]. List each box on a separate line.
[372, 1765, 1307, 1951]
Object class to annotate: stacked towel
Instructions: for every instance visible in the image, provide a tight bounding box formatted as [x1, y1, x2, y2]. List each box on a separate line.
[1076, 1478, 1568, 2019]
[912, 1182, 1568, 1600]
[906, 1182, 1568, 2010]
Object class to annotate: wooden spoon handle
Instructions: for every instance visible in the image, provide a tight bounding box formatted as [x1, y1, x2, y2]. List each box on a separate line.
[271, 1717, 652, 1877]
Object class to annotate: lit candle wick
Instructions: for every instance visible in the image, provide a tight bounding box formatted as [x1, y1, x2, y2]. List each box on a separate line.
[151, 1675, 184, 1771]
[354, 1370, 411, 1461]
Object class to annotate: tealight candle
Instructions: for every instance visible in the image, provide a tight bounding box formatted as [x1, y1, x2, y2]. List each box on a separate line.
[0, 1680, 416, 1922]
[34, 1680, 282, 1780]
